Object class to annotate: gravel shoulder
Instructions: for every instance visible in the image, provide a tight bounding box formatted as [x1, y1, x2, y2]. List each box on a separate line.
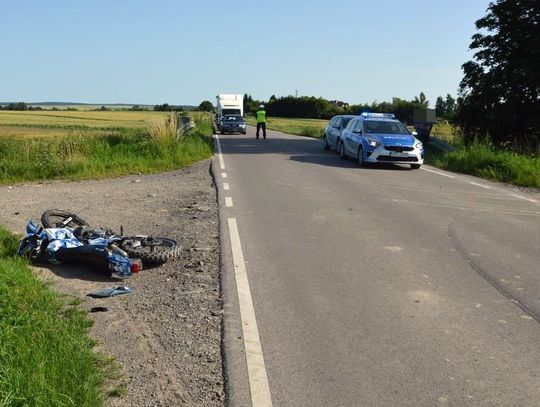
[0, 160, 224, 406]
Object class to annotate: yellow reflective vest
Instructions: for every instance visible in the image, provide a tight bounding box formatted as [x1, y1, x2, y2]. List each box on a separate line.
[256, 110, 267, 123]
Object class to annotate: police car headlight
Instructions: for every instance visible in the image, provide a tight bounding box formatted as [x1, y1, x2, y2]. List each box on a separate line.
[366, 137, 381, 148]
[240, 124, 246, 128]
[415, 141, 423, 149]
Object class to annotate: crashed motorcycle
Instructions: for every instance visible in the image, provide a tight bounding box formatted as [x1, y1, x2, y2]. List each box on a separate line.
[17, 209, 181, 279]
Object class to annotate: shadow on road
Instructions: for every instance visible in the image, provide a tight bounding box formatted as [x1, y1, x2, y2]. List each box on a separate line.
[289, 154, 415, 171]
[218, 134, 416, 171]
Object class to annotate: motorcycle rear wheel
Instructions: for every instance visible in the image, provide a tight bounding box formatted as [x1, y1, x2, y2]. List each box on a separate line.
[41, 209, 89, 229]
[119, 237, 181, 263]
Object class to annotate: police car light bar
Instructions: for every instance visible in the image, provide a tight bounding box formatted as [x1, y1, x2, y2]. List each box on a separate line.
[361, 112, 395, 119]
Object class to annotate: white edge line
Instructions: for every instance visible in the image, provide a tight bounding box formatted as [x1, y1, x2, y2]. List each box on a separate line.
[227, 218, 273, 407]
[215, 134, 226, 170]
[421, 167, 455, 178]
[225, 197, 233, 207]
[511, 194, 538, 203]
[223, 182, 230, 191]
[469, 181, 491, 189]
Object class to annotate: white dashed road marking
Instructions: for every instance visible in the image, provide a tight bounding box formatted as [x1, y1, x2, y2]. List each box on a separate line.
[215, 134, 226, 170]
[469, 181, 491, 189]
[228, 218, 273, 407]
[511, 194, 538, 203]
[222, 172, 227, 179]
[225, 197, 233, 207]
[421, 167, 456, 178]
[224, 182, 230, 191]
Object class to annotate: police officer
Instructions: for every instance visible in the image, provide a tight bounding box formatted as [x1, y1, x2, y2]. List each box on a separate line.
[256, 104, 267, 139]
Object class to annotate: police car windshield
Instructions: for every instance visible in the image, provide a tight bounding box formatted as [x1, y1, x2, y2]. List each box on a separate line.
[364, 120, 410, 135]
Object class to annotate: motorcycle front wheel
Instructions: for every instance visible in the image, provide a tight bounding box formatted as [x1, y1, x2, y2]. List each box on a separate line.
[119, 237, 181, 263]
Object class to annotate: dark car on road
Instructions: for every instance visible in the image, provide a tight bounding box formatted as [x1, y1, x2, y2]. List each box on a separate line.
[322, 115, 358, 152]
[219, 114, 247, 135]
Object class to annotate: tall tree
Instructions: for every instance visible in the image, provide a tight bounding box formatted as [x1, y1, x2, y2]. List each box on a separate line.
[198, 100, 214, 112]
[435, 94, 457, 119]
[413, 92, 429, 107]
[444, 94, 456, 118]
[435, 96, 446, 118]
[457, 0, 540, 152]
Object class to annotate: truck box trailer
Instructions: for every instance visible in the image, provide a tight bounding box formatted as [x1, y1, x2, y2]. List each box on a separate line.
[216, 94, 244, 121]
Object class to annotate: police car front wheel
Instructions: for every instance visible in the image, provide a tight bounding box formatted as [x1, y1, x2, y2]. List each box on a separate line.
[323, 136, 330, 151]
[357, 146, 366, 167]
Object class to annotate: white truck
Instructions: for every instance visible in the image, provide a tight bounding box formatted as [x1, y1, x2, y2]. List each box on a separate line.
[215, 94, 244, 123]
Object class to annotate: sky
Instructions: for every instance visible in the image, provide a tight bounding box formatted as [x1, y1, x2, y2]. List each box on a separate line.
[0, 0, 490, 107]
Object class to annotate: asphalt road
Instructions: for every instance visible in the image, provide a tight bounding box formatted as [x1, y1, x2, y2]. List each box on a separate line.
[214, 126, 540, 407]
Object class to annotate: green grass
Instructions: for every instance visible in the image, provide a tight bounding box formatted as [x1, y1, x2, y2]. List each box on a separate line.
[428, 138, 540, 188]
[0, 110, 168, 129]
[0, 113, 214, 185]
[430, 121, 460, 143]
[246, 116, 326, 138]
[0, 227, 114, 407]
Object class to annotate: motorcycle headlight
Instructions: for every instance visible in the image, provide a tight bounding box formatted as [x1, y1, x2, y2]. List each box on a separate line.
[366, 137, 381, 148]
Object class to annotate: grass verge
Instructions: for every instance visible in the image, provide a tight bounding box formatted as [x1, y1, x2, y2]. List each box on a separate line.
[426, 139, 540, 188]
[0, 113, 214, 185]
[0, 227, 115, 406]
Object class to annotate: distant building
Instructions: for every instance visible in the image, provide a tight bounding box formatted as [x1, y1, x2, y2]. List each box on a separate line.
[329, 100, 349, 108]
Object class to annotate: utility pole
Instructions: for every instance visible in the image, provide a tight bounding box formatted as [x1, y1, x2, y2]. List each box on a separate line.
[295, 90, 298, 98]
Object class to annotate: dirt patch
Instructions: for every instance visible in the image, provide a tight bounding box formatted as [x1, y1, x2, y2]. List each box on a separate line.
[0, 160, 224, 406]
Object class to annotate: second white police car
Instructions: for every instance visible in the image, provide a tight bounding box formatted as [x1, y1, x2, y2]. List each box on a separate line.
[332, 112, 424, 169]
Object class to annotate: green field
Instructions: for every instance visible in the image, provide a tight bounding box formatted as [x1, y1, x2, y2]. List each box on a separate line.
[246, 116, 326, 138]
[0, 110, 170, 138]
[0, 110, 214, 185]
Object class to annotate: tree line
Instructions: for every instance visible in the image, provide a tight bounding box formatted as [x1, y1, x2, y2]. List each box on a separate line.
[241, 92, 455, 126]
[0, 102, 33, 111]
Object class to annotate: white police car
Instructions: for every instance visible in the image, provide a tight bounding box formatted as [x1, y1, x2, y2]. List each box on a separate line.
[338, 112, 424, 169]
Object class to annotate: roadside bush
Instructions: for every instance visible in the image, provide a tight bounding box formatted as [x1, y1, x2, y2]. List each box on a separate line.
[432, 138, 540, 188]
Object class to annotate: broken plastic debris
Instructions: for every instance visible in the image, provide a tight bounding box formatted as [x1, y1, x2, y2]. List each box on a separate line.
[88, 286, 134, 298]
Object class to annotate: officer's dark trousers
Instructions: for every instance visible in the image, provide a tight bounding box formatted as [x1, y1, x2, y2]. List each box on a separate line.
[256, 122, 266, 138]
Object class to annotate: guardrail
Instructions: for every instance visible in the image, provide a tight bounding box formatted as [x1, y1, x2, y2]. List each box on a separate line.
[177, 116, 195, 137]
